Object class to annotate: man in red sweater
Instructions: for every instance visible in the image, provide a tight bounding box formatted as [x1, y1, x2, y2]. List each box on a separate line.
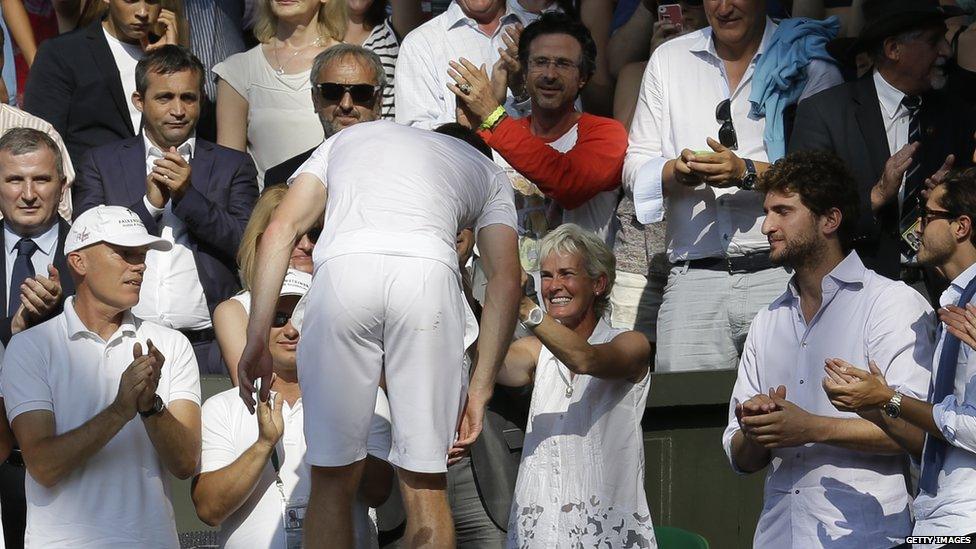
[449, 11, 627, 258]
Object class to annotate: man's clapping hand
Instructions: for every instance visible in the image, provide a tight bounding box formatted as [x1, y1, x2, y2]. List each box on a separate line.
[111, 341, 163, 421]
[11, 265, 63, 334]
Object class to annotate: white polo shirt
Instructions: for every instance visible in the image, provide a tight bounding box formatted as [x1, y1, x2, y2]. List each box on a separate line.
[0, 297, 201, 549]
[200, 388, 391, 549]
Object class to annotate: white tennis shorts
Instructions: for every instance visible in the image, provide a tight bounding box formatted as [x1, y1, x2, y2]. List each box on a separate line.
[297, 253, 467, 473]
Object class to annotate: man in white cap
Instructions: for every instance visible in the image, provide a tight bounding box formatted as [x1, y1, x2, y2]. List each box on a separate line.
[193, 269, 393, 549]
[0, 205, 202, 548]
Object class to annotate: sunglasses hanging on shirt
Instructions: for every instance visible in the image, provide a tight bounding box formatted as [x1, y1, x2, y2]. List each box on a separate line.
[715, 98, 738, 150]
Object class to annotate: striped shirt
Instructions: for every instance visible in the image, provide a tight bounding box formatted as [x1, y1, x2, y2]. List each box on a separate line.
[184, 0, 247, 102]
[362, 18, 399, 120]
[0, 103, 76, 220]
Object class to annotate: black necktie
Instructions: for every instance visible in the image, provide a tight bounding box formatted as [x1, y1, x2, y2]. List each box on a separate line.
[900, 95, 923, 256]
[8, 238, 37, 317]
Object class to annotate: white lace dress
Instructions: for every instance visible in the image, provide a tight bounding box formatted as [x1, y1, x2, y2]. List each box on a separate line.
[507, 319, 657, 548]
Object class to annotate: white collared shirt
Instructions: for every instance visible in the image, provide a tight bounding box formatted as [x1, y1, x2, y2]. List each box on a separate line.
[0, 297, 200, 548]
[623, 20, 842, 261]
[200, 387, 390, 549]
[101, 27, 144, 133]
[912, 261, 976, 537]
[721, 252, 934, 548]
[873, 69, 912, 161]
[135, 134, 211, 330]
[3, 222, 58, 302]
[394, 0, 530, 129]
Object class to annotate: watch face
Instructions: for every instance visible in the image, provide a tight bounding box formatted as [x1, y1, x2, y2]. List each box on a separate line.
[883, 403, 899, 418]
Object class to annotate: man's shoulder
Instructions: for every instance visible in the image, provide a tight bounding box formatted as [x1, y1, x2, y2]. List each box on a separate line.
[652, 28, 709, 62]
[859, 269, 932, 313]
[400, 11, 449, 49]
[4, 312, 66, 360]
[577, 113, 628, 137]
[35, 22, 97, 59]
[202, 387, 246, 415]
[132, 317, 194, 348]
[197, 139, 255, 165]
[86, 136, 142, 160]
[799, 78, 860, 110]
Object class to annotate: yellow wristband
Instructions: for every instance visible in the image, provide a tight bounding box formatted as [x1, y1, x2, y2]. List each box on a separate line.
[479, 106, 507, 131]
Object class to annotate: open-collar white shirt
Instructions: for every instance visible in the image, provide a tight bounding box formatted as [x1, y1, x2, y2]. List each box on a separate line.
[722, 252, 934, 547]
[135, 134, 211, 330]
[623, 19, 842, 261]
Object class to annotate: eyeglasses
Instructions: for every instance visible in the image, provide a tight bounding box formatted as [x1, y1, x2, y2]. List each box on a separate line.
[919, 205, 961, 229]
[315, 82, 379, 104]
[715, 99, 738, 150]
[272, 311, 293, 328]
[526, 56, 580, 73]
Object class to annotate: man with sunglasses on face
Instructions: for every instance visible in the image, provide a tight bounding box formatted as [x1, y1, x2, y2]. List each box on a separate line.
[622, 0, 842, 373]
[264, 45, 386, 188]
[822, 169, 976, 545]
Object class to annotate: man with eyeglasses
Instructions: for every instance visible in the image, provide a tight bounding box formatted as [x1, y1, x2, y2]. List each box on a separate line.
[822, 169, 976, 544]
[73, 45, 259, 376]
[193, 269, 394, 549]
[723, 150, 932, 547]
[790, 0, 976, 288]
[623, 0, 842, 372]
[264, 45, 387, 188]
[450, 12, 627, 247]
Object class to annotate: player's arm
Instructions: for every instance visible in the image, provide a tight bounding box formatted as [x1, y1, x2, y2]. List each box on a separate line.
[239, 175, 326, 410]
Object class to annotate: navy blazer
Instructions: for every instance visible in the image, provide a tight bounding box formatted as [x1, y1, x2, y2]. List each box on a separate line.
[0, 219, 75, 345]
[23, 20, 137, 169]
[72, 136, 259, 314]
[789, 75, 976, 279]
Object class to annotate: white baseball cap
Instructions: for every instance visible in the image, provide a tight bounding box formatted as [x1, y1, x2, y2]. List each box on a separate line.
[65, 205, 173, 254]
[279, 269, 311, 297]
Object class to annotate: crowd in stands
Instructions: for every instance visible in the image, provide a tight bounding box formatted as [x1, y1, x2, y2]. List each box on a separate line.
[0, 0, 968, 547]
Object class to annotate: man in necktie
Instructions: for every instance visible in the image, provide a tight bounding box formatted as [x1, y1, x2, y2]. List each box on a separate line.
[824, 169, 976, 542]
[0, 127, 76, 549]
[0, 128, 75, 345]
[790, 0, 976, 287]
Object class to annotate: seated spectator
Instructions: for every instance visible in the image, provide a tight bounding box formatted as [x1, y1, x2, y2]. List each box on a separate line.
[342, 0, 425, 119]
[723, 151, 931, 547]
[213, 0, 345, 187]
[790, 0, 976, 284]
[73, 45, 259, 376]
[823, 168, 976, 542]
[452, 12, 627, 247]
[0, 128, 74, 346]
[213, 186, 317, 384]
[491, 223, 655, 547]
[0, 205, 201, 548]
[0, 103, 76, 220]
[623, 0, 842, 372]
[23, 0, 179, 168]
[194, 269, 393, 549]
[395, 0, 530, 129]
[263, 44, 386, 188]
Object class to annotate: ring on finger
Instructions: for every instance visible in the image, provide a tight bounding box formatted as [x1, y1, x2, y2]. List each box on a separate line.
[459, 83, 472, 95]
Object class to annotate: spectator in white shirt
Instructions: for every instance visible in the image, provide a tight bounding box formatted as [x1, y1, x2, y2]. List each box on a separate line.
[395, 0, 531, 129]
[194, 269, 393, 549]
[0, 205, 201, 549]
[824, 168, 976, 542]
[622, 0, 842, 371]
[722, 151, 933, 548]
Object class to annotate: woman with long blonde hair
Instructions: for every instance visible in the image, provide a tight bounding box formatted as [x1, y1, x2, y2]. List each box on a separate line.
[213, 0, 345, 187]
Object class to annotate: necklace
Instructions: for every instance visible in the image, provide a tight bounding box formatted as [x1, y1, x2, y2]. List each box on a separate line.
[555, 364, 574, 398]
[273, 36, 324, 75]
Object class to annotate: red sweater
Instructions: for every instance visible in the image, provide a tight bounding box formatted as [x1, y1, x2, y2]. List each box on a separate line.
[477, 113, 628, 210]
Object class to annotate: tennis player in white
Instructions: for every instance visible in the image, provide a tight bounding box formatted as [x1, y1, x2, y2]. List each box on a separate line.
[238, 120, 521, 548]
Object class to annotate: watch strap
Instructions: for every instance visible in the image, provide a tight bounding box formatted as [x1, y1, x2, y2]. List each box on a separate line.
[139, 394, 165, 418]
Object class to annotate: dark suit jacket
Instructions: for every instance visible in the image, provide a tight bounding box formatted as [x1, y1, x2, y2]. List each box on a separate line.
[789, 75, 976, 279]
[0, 219, 75, 345]
[23, 20, 137, 169]
[264, 147, 315, 188]
[72, 137, 259, 314]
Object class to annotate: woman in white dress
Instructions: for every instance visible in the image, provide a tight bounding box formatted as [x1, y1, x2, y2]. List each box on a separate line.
[214, 0, 345, 187]
[491, 223, 657, 548]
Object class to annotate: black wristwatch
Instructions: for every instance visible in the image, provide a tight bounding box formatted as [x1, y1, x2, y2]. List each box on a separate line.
[139, 394, 165, 419]
[738, 158, 758, 191]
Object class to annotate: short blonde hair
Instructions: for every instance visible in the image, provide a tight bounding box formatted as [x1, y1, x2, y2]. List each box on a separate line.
[253, 0, 346, 44]
[238, 186, 289, 290]
[540, 224, 616, 317]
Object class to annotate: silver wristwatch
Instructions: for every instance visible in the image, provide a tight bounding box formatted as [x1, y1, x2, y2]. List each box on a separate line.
[883, 392, 903, 418]
[521, 305, 544, 329]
